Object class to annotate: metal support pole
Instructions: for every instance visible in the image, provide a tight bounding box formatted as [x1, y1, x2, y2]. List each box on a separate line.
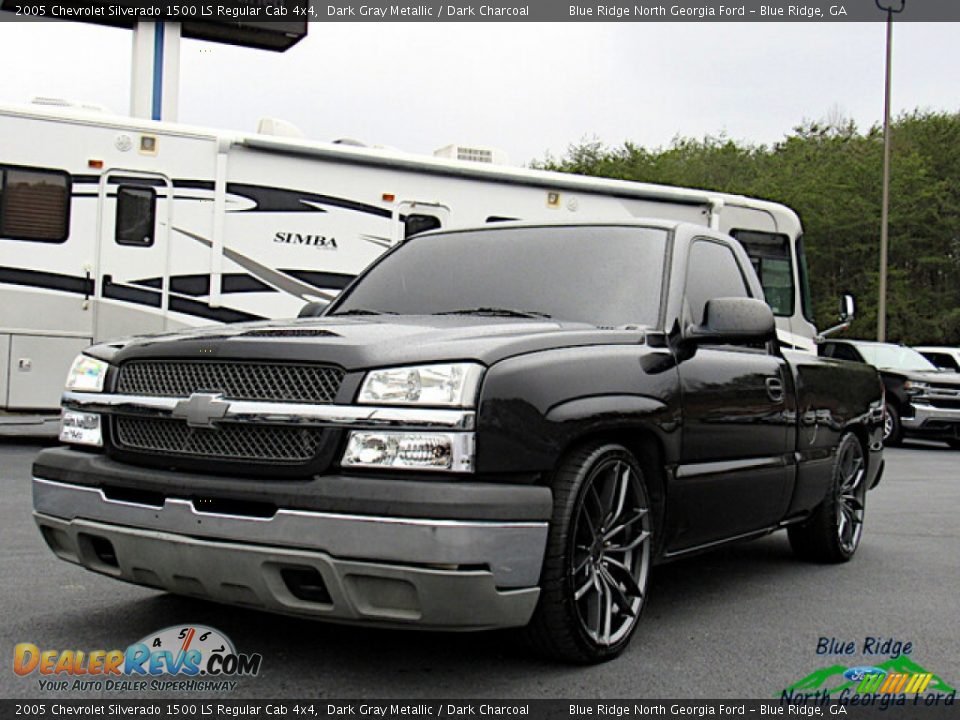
[875, 0, 903, 342]
[130, 22, 181, 122]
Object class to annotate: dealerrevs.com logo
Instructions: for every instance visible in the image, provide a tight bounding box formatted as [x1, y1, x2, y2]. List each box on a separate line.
[13, 625, 262, 692]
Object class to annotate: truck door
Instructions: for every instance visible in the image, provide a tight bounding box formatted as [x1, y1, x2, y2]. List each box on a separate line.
[670, 238, 794, 551]
[94, 171, 171, 342]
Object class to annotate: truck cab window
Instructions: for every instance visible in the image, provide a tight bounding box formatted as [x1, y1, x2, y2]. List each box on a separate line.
[0, 165, 70, 243]
[404, 213, 441, 238]
[685, 239, 750, 325]
[115, 186, 157, 247]
[822, 343, 863, 363]
[731, 230, 793, 317]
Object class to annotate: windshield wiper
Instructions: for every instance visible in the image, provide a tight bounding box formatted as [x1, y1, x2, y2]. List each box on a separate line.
[331, 308, 395, 316]
[435, 307, 552, 319]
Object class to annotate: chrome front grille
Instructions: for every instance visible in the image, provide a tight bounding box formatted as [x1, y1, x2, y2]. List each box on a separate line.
[114, 416, 325, 464]
[116, 360, 344, 404]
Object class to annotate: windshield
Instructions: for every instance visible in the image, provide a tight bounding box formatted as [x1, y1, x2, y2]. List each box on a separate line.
[858, 344, 939, 372]
[330, 226, 669, 327]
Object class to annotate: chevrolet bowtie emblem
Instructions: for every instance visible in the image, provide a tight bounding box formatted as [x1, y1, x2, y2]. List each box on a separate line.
[172, 392, 231, 428]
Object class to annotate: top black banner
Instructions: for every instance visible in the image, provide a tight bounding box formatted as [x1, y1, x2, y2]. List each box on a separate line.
[1, 0, 959, 22]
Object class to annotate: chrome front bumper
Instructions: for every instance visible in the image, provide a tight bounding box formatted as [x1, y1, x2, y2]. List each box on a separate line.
[33, 477, 548, 630]
[901, 402, 960, 431]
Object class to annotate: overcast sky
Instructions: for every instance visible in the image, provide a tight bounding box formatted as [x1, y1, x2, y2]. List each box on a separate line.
[1, 19, 957, 165]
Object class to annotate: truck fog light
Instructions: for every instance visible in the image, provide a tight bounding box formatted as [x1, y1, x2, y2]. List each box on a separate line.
[59, 410, 103, 447]
[342, 431, 474, 472]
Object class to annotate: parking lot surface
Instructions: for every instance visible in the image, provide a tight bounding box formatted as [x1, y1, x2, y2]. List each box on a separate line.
[2, 439, 957, 699]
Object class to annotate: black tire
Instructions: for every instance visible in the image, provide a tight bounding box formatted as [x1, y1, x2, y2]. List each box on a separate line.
[526, 442, 653, 663]
[788, 433, 868, 564]
[882, 403, 903, 446]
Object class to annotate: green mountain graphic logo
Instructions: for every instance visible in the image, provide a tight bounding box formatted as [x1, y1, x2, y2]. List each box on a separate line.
[780, 656, 956, 696]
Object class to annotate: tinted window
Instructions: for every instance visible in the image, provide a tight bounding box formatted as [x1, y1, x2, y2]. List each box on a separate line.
[404, 213, 441, 238]
[0, 165, 70, 242]
[920, 352, 959, 372]
[732, 230, 793, 317]
[685, 239, 750, 324]
[830, 344, 863, 363]
[115, 186, 156, 247]
[332, 226, 669, 327]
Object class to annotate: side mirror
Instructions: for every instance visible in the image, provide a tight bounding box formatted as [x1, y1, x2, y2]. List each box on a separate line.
[684, 297, 776, 346]
[298, 301, 327, 318]
[817, 294, 856, 343]
[840, 294, 855, 322]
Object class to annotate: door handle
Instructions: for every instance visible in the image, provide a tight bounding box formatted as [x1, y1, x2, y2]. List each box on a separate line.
[765, 377, 785, 403]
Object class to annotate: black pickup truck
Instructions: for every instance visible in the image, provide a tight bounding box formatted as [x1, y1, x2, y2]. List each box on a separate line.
[34, 221, 884, 663]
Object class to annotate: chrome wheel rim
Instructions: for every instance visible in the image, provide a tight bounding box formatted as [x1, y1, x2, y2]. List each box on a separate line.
[883, 412, 893, 441]
[836, 438, 866, 554]
[570, 458, 651, 647]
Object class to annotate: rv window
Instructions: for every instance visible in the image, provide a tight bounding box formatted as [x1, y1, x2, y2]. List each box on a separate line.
[405, 213, 442, 238]
[115, 186, 157, 247]
[0, 165, 70, 243]
[731, 229, 794, 317]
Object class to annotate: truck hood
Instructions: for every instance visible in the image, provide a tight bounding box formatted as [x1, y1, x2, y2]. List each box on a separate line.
[90, 315, 648, 370]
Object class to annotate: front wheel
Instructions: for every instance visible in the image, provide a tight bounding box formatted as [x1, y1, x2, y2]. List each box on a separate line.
[788, 433, 867, 563]
[526, 443, 653, 663]
[883, 403, 903, 446]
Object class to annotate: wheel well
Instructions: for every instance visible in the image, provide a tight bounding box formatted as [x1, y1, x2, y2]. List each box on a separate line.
[554, 428, 667, 543]
[846, 423, 872, 471]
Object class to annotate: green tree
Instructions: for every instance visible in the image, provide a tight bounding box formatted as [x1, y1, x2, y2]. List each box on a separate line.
[536, 111, 960, 345]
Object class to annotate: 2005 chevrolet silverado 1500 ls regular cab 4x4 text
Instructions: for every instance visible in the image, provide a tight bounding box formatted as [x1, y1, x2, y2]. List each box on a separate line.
[33, 221, 884, 662]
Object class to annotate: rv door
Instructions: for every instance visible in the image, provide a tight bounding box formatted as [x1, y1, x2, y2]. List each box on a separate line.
[95, 171, 172, 342]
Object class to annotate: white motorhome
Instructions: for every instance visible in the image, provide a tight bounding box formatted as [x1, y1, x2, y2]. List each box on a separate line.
[0, 100, 817, 432]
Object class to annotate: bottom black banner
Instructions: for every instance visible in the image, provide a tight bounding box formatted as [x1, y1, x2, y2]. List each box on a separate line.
[2, 699, 957, 720]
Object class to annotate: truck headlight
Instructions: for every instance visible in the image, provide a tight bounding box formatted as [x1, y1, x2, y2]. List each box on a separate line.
[904, 380, 930, 398]
[65, 354, 109, 393]
[59, 409, 103, 447]
[358, 363, 484, 407]
[342, 431, 474, 472]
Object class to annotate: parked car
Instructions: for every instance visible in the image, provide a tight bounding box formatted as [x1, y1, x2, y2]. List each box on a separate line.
[914, 346, 960, 373]
[819, 340, 960, 448]
[34, 221, 884, 663]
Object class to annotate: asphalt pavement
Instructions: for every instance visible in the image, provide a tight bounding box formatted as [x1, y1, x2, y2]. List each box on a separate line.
[2, 439, 958, 700]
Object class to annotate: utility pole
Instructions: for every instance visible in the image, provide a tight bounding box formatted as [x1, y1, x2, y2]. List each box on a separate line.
[130, 22, 182, 121]
[876, 0, 905, 342]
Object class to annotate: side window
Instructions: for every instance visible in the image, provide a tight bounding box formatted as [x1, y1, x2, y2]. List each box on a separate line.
[685, 239, 751, 325]
[731, 229, 794, 317]
[0, 165, 71, 243]
[115, 186, 156, 247]
[404, 213, 441, 239]
[831, 344, 863, 363]
[923, 352, 959, 371]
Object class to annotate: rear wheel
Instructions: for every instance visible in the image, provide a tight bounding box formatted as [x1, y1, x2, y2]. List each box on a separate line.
[526, 442, 653, 663]
[789, 433, 867, 563]
[883, 403, 903, 446]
